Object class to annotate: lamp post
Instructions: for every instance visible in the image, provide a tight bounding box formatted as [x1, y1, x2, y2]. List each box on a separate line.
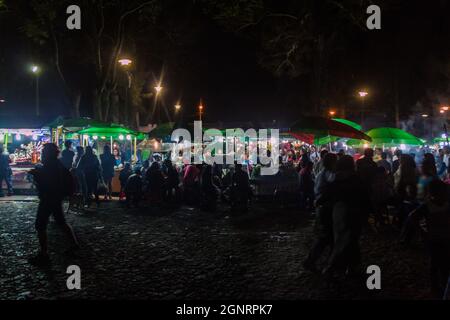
[358, 90, 368, 129]
[118, 58, 134, 126]
[198, 100, 204, 121]
[31, 65, 40, 116]
[154, 84, 163, 124]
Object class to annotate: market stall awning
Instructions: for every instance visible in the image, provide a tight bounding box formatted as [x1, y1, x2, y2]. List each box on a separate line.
[287, 116, 371, 145]
[347, 127, 424, 147]
[77, 124, 146, 139]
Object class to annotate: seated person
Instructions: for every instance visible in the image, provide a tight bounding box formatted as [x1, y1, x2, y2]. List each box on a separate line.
[125, 168, 143, 208]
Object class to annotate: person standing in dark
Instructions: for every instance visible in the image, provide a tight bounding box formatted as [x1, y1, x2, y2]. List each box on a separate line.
[119, 162, 132, 200]
[60, 140, 75, 170]
[377, 151, 392, 175]
[0, 145, 13, 197]
[100, 145, 115, 200]
[77, 146, 101, 207]
[392, 149, 402, 174]
[72, 146, 87, 199]
[402, 180, 450, 298]
[356, 148, 378, 213]
[299, 161, 314, 210]
[231, 163, 252, 212]
[28, 143, 79, 266]
[146, 161, 165, 203]
[200, 164, 220, 211]
[303, 153, 337, 272]
[323, 155, 369, 277]
[125, 168, 143, 208]
[163, 159, 179, 203]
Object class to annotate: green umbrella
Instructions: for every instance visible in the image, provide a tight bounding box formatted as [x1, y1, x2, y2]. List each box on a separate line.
[78, 124, 145, 139]
[347, 127, 424, 147]
[332, 118, 362, 131]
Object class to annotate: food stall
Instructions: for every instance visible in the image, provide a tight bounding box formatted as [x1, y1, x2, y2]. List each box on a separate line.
[1, 128, 50, 191]
[77, 124, 146, 193]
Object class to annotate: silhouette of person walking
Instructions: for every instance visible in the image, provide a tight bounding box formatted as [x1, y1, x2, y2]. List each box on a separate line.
[29, 143, 79, 266]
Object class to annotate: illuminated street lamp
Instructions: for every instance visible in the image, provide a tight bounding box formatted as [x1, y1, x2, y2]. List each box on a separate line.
[118, 58, 136, 125]
[421, 114, 428, 118]
[0, 99, 5, 103]
[442, 106, 449, 111]
[155, 85, 163, 95]
[118, 58, 132, 67]
[30, 64, 41, 116]
[198, 101, 204, 121]
[175, 103, 181, 111]
[329, 110, 336, 117]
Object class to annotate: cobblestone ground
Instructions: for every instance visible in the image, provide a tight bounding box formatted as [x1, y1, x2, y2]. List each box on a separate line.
[0, 199, 433, 300]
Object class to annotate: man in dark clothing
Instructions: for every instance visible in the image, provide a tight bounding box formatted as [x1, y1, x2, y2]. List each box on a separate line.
[125, 168, 143, 208]
[60, 140, 75, 169]
[100, 145, 115, 200]
[231, 163, 252, 212]
[0, 145, 13, 197]
[356, 148, 378, 212]
[28, 143, 79, 266]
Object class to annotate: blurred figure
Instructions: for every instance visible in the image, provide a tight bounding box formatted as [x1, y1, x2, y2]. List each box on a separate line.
[200, 165, 220, 211]
[28, 143, 79, 266]
[100, 145, 115, 200]
[183, 164, 201, 206]
[146, 161, 165, 203]
[402, 180, 450, 298]
[59, 140, 75, 170]
[303, 153, 338, 272]
[125, 168, 143, 208]
[323, 155, 369, 277]
[417, 155, 438, 201]
[230, 163, 252, 213]
[119, 162, 132, 201]
[0, 145, 13, 197]
[60, 140, 75, 170]
[313, 149, 328, 177]
[377, 152, 392, 175]
[299, 161, 314, 210]
[77, 146, 101, 207]
[394, 154, 419, 226]
[163, 159, 179, 203]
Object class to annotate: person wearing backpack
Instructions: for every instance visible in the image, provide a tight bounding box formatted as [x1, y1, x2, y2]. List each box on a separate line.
[28, 143, 79, 266]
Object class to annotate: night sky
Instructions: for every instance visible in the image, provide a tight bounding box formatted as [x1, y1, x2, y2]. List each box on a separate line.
[0, 0, 449, 125]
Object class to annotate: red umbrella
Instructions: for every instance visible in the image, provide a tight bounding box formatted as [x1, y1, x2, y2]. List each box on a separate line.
[287, 116, 371, 144]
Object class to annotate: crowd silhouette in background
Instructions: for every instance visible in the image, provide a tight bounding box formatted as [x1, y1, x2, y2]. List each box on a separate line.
[1, 139, 449, 298]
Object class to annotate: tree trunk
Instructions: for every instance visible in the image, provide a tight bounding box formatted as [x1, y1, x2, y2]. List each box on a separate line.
[70, 90, 81, 118]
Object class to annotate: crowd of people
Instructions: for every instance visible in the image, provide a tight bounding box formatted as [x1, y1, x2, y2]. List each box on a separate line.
[4, 139, 449, 297]
[296, 146, 450, 299]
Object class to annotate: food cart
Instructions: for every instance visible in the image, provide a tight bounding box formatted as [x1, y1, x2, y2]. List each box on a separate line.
[1, 128, 50, 191]
[77, 124, 146, 193]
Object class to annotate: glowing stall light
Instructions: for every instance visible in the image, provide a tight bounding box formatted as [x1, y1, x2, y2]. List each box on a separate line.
[126, 134, 132, 141]
[119, 135, 124, 141]
[442, 133, 448, 139]
[15, 134, 21, 141]
[363, 143, 369, 148]
[32, 134, 38, 141]
[93, 136, 98, 140]
[400, 144, 406, 150]
[101, 136, 106, 140]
